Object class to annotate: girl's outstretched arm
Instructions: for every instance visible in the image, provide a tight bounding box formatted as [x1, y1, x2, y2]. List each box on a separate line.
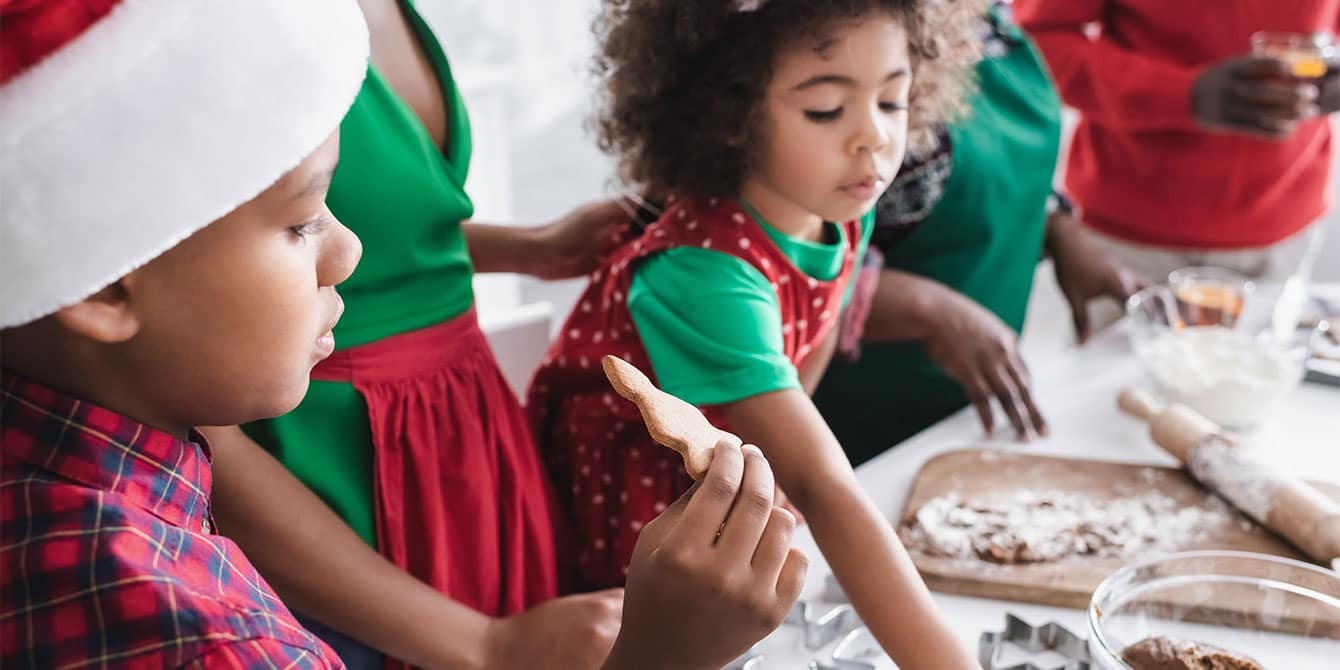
[722, 391, 979, 670]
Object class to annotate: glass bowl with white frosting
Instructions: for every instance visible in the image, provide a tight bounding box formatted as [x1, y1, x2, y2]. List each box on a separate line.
[1126, 284, 1316, 429]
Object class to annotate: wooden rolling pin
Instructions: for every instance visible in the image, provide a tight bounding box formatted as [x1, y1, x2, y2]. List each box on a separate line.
[1118, 388, 1340, 566]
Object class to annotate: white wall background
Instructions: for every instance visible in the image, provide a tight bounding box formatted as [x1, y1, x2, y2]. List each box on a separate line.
[416, 1, 1339, 370]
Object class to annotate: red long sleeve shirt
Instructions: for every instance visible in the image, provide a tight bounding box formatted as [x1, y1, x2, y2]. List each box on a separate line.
[1016, 0, 1338, 249]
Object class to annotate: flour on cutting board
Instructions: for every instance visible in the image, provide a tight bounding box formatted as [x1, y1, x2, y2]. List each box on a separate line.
[901, 490, 1233, 564]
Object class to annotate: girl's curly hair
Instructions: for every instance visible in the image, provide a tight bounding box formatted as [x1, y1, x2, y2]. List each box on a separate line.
[594, 0, 983, 201]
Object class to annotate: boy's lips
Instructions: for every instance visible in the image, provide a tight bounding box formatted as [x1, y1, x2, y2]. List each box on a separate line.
[314, 299, 344, 358]
[314, 330, 336, 358]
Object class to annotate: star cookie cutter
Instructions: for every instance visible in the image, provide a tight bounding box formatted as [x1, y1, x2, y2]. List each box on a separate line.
[786, 600, 863, 650]
[978, 613, 1092, 670]
[809, 626, 881, 670]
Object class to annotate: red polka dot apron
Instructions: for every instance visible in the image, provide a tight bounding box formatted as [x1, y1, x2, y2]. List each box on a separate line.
[527, 197, 861, 589]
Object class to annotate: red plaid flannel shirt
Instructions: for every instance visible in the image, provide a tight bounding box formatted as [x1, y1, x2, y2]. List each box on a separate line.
[1, 371, 343, 669]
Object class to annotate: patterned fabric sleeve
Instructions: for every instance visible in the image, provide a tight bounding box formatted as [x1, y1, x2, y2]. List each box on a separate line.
[183, 639, 340, 670]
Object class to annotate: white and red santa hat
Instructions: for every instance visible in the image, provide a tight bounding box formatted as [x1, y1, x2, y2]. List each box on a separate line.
[0, 0, 370, 328]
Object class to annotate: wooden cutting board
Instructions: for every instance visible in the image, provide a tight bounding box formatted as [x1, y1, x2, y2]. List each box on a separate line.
[898, 448, 1340, 609]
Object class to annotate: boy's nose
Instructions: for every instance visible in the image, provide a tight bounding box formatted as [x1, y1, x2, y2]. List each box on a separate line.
[320, 217, 363, 287]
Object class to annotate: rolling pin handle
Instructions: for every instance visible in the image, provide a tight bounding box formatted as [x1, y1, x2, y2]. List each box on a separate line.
[1117, 388, 1163, 422]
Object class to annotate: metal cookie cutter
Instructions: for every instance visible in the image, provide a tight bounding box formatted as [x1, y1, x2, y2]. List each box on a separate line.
[786, 600, 863, 650]
[809, 626, 881, 670]
[978, 613, 1092, 670]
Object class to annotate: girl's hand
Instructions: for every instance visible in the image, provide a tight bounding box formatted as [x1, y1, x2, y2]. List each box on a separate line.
[483, 589, 624, 670]
[529, 199, 629, 280]
[1046, 210, 1145, 343]
[603, 441, 808, 670]
[920, 282, 1047, 441]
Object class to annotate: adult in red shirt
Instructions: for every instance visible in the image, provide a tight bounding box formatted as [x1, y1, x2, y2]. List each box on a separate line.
[1016, 0, 1337, 285]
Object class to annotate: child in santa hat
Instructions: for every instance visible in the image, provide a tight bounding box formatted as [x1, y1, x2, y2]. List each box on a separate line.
[0, 2, 802, 667]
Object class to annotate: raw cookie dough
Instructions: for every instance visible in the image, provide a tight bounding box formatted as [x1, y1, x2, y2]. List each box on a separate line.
[900, 491, 1230, 564]
[1121, 635, 1265, 670]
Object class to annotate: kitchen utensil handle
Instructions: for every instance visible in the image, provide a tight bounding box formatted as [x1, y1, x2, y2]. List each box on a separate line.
[1268, 480, 1340, 565]
[1117, 388, 1163, 422]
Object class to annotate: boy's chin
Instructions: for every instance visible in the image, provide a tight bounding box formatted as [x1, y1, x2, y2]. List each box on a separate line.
[238, 378, 312, 423]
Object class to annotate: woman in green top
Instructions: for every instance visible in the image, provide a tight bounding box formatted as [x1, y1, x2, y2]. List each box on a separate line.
[200, 1, 634, 667]
[813, 4, 1142, 464]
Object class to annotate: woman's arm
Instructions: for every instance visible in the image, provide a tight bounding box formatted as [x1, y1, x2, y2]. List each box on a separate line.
[1043, 209, 1144, 342]
[721, 392, 978, 669]
[201, 425, 624, 670]
[862, 268, 1047, 440]
[859, 268, 944, 343]
[463, 199, 626, 279]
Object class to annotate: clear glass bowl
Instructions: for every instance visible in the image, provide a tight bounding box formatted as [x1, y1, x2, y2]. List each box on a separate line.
[1125, 284, 1316, 428]
[1088, 551, 1340, 669]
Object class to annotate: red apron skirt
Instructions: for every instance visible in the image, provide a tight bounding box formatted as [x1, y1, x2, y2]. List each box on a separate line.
[311, 308, 560, 625]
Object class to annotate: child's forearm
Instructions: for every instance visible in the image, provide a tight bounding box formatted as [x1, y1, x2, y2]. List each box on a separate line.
[805, 483, 979, 670]
[722, 392, 978, 669]
[201, 426, 491, 670]
[796, 328, 840, 394]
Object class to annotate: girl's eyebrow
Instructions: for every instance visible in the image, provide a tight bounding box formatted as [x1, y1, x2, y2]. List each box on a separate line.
[791, 68, 909, 91]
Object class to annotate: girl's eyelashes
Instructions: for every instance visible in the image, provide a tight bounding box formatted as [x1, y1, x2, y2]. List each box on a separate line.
[804, 108, 842, 122]
[804, 101, 908, 123]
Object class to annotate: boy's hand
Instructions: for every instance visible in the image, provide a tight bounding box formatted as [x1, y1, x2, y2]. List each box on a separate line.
[1192, 55, 1320, 139]
[483, 589, 624, 670]
[602, 441, 807, 670]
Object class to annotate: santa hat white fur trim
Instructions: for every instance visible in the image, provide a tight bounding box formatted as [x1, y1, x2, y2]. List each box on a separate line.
[0, 0, 369, 328]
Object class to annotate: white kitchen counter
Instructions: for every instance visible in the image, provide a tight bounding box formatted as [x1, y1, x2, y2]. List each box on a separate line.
[752, 306, 1340, 668]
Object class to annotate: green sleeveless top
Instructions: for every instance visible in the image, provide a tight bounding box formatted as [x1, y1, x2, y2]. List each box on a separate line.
[242, 0, 472, 545]
[814, 11, 1062, 465]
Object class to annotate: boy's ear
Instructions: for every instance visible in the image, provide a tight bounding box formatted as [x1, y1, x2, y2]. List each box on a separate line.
[52, 280, 141, 343]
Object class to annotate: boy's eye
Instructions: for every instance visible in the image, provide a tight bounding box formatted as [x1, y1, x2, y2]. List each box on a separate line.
[289, 215, 331, 239]
[880, 101, 908, 113]
[804, 108, 842, 122]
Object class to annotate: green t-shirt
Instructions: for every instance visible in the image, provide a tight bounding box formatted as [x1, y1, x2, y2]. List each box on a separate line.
[629, 203, 874, 407]
[242, 0, 472, 546]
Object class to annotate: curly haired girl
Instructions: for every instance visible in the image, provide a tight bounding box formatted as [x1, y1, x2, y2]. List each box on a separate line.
[530, 1, 981, 666]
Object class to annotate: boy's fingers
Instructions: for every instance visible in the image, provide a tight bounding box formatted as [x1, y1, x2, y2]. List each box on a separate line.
[775, 547, 809, 608]
[751, 507, 797, 583]
[632, 481, 698, 562]
[716, 445, 775, 555]
[673, 440, 744, 545]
